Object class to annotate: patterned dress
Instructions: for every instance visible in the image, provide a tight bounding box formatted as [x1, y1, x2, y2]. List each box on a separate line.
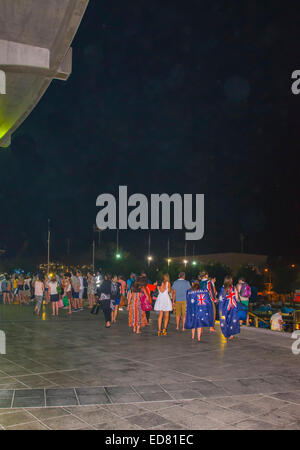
[219, 286, 240, 338]
[87, 276, 96, 295]
[185, 289, 214, 329]
[128, 291, 147, 327]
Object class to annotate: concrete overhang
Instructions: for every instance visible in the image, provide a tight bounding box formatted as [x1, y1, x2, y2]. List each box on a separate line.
[0, 0, 89, 147]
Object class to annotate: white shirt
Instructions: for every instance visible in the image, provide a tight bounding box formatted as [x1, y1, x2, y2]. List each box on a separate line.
[34, 281, 44, 296]
[271, 312, 282, 331]
[79, 276, 84, 290]
[48, 281, 58, 295]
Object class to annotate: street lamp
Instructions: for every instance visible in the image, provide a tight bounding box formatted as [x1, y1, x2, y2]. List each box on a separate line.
[116, 253, 121, 259]
[192, 261, 197, 266]
[183, 259, 188, 268]
[167, 258, 171, 268]
[147, 256, 152, 267]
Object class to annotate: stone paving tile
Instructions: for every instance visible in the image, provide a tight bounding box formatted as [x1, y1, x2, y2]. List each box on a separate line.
[5, 421, 49, 430]
[234, 418, 279, 430]
[0, 411, 34, 427]
[108, 393, 144, 404]
[139, 391, 173, 402]
[256, 409, 297, 427]
[103, 403, 147, 417]
[168, 390, 204, 400]
[135, 401, 183, 411]
[67, 407, 118, 424]
[132, 384, 165, 394]
[0, 390, 13, 399]
[94, 419, 143, 430]
[209, 394, 263, 408]
[149, 422, 185, 430]
[269, 392, 300, 405]
[13, 397, 45, 408]
[126, 411, 169, 429]
[46, 397, 79, 407]
[78, 394, 111, 405]
[279, 403, 300, 420]
[42, 415, 91, 430]
[26, 407, 71, 421]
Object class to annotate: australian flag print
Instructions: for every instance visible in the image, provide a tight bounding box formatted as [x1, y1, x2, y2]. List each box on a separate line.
[185, 289, 214, 329]
[219, 286, 240, 338]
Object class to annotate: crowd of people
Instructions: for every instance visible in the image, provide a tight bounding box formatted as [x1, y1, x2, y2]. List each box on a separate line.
[0, 269, 253, 341]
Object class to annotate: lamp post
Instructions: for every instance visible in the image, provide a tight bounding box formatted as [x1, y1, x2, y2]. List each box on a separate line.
[92, 240, 95, 273]
[147, 255, 152, 268]
[47, 219, 50, 275]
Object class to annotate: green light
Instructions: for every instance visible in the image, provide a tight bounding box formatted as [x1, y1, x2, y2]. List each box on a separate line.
[116, 253, 121, 259]
[192, 261, 197, 265]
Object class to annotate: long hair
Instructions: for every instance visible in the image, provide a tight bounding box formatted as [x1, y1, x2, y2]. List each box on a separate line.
[131, 276, 144, 292]
[223, 276, 233, 294]
[163, 273, 170, 283]
[192, 282, 200, 291]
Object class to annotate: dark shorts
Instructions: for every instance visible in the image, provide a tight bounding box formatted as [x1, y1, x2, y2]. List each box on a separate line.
[73, 292, 79, 299]
[115, 298, 120, 305]
[50, 294, 59, 302]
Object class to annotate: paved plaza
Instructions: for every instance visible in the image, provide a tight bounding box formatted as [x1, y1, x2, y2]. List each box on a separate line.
[0, 304, 300, 430]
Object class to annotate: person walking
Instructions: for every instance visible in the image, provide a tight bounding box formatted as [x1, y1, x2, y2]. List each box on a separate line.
[111, 275, 121, 323]
[199, 271, 216, 332]
[87, 272, 96, 308]
[97, 273, 113, 328]
[48, 275, 59, 316]
[154, 274, 172, 336]
[172, 272, 191, 331]
[219, 276, 240, 340]
[236, 277, 251, 326]
[185, 281, 215, 341]
[71, 271, 80, 311]
[34, 275, 45, 315]
[128, 276, 147, 334]
[62, 274, 72, 315]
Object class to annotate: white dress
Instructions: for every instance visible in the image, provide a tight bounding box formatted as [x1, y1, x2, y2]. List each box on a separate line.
[154, 282, 172, 311]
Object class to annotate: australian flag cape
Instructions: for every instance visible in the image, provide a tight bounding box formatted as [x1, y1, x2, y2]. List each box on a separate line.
[185, 288, 214, 329]
[219, 286, 240, 338]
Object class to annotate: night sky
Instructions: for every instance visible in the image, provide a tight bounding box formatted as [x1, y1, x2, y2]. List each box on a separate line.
[0, 0, 299, 263]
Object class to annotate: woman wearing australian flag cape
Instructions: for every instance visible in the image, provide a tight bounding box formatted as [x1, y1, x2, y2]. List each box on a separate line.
[185, 281, 215, 341]
[219, 276, 240, 340]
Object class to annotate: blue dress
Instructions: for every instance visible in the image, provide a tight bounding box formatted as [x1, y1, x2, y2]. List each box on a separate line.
[219, 286, 240, 338]
[185, 289, 214, 329]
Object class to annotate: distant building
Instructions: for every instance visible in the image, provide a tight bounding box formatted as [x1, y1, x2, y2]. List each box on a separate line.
[173, 252, 268, 274]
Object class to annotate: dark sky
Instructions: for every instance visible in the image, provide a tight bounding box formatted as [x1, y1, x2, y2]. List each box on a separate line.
[0, 0, 299, 262]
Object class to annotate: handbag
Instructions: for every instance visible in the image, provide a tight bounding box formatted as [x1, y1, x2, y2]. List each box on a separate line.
[140, 293, 152, 312]
[62, 295, 69, 307]
[58, 298, 64, 308]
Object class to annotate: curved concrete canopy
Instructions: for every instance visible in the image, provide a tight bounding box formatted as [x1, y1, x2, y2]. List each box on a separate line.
[0, 0, 89, 147]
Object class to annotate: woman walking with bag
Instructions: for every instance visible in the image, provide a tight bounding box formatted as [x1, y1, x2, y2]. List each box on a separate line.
[128, 277, 147, 334]
[154, 274, 172, 336]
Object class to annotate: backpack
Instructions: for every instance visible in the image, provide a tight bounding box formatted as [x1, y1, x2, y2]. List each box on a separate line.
[240, 283, 251, 298]
[111, 281, 120, 300]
